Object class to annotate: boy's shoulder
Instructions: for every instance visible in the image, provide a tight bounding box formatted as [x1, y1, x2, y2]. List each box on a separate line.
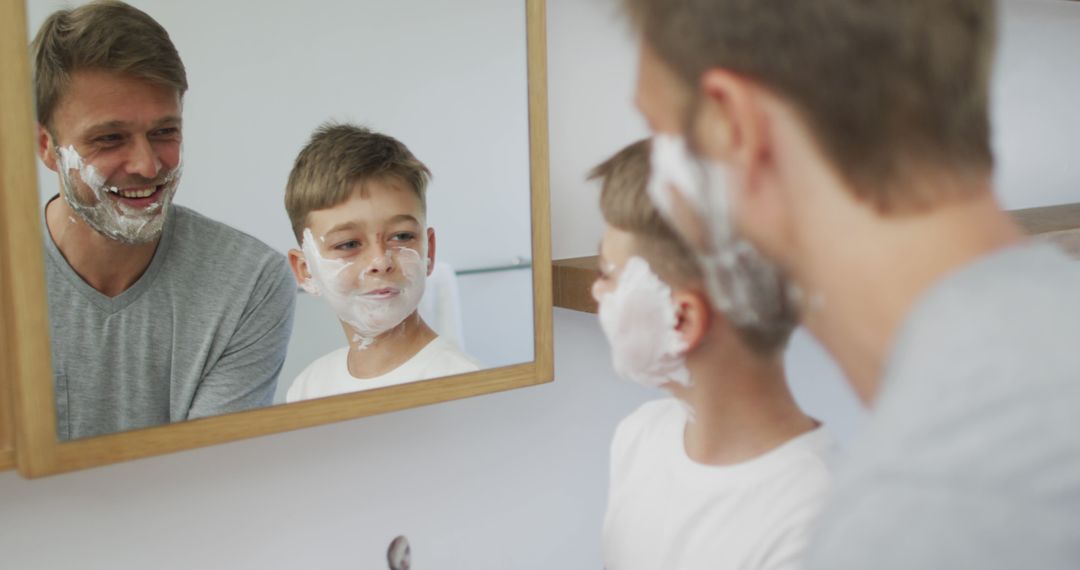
[611, 398, 684, 456]
[618, 398, 684, 432]
[286, 346, 350, 402]
[411, 336, 481, 377]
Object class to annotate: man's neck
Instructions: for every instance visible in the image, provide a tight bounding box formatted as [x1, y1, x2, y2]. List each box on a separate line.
[668, 339, 816, 467]
[793, 189, 1025, 404]
[45, 195, 160, 298]
[344, 313, 437, 379]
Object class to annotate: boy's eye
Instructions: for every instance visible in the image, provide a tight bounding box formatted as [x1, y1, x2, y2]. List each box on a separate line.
[333, 239, 361, 251]
[390, 232, 416, 242]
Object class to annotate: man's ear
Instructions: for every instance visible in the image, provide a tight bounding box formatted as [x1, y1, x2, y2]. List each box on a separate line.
[37, 124, 59, 172]
[425, 227, 436, 276]
[697, 70, 793, 260]
[672, 288, 713, 353]
[287, 248, 317, 294]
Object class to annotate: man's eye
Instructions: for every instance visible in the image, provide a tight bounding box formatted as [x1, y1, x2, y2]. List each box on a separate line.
[333, 240, 361, 251]
[152, 127, 181, 138]
[94, 134, 124, 145]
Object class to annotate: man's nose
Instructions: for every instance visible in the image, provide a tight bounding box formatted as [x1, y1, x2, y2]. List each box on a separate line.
[126, 137, 162, 181]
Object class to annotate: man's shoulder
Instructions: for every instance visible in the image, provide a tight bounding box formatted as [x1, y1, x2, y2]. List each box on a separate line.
[889, 243, 1080, 384]
[167, 205, 292, 291]
[908, 243, 1080, 334]
[170, 205, 284, 266]
[862, 243, 1080, 495]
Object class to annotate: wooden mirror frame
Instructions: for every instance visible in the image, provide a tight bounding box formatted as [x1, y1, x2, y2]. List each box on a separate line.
[0, 0, 552, 478]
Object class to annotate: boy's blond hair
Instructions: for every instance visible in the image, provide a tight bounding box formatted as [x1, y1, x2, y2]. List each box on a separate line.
[590, 139, 703, 288]
[285, 123, 431, 243]
[591, 139, 795, 354]
[31, 0, 188, 133]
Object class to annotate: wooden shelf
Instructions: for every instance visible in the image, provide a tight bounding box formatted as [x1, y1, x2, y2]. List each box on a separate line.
[554, 202, 1080, 314]
[552, 256, 599, 314]
[1011, 202, 1080, 259]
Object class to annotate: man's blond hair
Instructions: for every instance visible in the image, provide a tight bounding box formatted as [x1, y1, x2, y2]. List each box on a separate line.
[285, 123, 431, 243]
[624, 0, 997, 214]
[591, 139, 795, 354]
[31, 0, 188, 133]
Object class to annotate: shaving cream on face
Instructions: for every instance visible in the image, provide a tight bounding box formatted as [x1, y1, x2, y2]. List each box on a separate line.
[597, 256, 691, 389]
[301, 228, 428, 349]
[646, 134, 791, 327]
[56, 144, 181, 245]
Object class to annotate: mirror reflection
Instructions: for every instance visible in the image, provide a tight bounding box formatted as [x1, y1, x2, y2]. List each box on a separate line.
[28, 0, 535, 441]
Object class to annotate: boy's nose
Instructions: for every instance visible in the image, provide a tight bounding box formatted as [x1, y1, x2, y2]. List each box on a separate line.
[365, 250, 395, 276]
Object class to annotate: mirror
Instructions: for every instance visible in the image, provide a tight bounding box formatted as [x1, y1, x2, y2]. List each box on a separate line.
[3, 0, 551, 476]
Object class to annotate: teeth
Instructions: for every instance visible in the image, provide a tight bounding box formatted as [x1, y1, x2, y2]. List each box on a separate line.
[109, 186, 157, 199]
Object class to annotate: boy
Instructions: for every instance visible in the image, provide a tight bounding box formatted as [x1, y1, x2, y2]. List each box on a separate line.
[284, 123, 479, 402]
[591, 139, 832, 570]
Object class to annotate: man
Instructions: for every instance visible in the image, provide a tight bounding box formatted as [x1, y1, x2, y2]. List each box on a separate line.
[622, 0, 1080, 568]
[33, 0, 295, 440]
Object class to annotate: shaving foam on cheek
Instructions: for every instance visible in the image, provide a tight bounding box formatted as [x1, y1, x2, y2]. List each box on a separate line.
[56, 144, 181, 245]
[301, 228, 427, 349]
[646, 135, 794, 328]
[597, 256, 690, 389]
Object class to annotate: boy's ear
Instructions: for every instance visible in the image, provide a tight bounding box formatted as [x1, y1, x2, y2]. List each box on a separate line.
[37, 125, 58, 172]
[425, 227, 436, 276]
[672, 289, 713, 353]
[287, 248, 317, 294]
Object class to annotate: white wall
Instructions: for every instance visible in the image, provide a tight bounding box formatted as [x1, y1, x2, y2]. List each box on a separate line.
[994, 0, 1080, 209]
[3, 1, 1079, 568]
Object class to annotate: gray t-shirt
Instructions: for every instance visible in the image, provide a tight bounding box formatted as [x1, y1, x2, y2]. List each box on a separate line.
[45, 202, 296, 440]
[805, 243, 1080, 569]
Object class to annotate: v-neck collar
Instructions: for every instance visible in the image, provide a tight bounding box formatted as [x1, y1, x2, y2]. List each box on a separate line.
[42, 195, 176, 314]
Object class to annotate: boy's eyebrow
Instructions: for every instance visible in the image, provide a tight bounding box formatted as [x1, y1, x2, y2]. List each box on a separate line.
[388, 214, 421, 226]
[323, 221, 361, 235]
[323, 215, 420, 237]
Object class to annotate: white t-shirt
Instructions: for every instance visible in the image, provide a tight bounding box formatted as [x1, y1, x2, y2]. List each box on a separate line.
[604, 398, 834, 570]
[286, 336, 481, 403]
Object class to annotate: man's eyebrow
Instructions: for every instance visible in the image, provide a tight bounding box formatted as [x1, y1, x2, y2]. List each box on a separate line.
[153, 116, 182, 127]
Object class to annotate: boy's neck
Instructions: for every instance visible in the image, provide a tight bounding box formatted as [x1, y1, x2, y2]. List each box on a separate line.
[669, 339, 816, 467]
[343, 312, 437, 379]
[792, 188, 1024, 404]
[45, 195, 160, 297]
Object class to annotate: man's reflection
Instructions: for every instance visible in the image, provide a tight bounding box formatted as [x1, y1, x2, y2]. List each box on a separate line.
[31, 0, 295, 440]
[285, 124, 479, 402]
